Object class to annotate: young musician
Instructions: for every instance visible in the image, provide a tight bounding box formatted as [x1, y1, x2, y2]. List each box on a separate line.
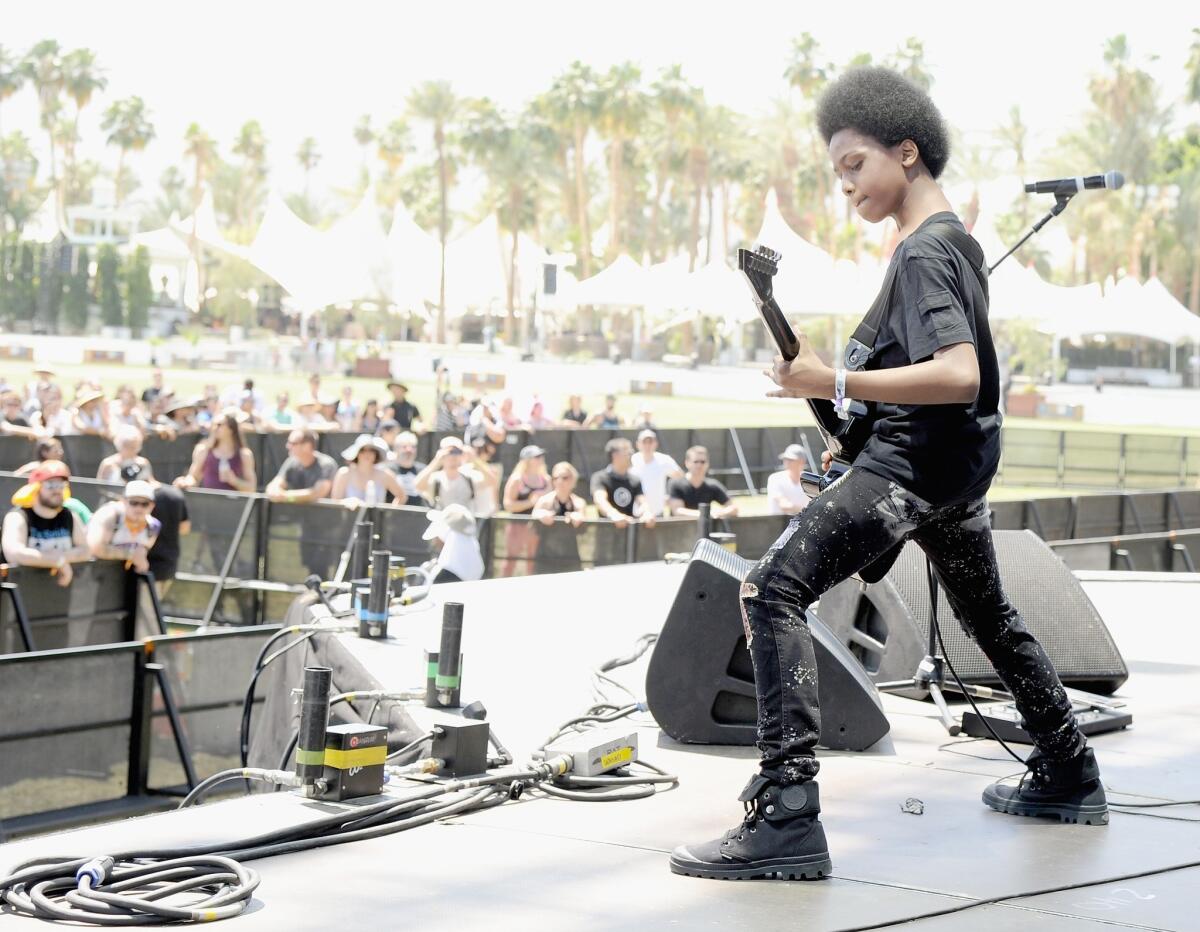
[671, 67, 1105, 881]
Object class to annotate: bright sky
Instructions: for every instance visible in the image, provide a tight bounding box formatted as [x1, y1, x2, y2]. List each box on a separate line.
[5, 0, 1197, 220]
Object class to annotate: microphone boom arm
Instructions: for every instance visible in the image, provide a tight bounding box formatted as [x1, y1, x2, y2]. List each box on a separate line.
[988, 191, 1074, 275]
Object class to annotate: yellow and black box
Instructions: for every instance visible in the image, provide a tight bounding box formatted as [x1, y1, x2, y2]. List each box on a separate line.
[321, 723, 387, 801]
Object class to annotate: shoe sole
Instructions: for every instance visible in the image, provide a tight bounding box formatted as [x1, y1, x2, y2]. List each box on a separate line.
[982, 789, 1109, 826]
[669, 853, 832, 881]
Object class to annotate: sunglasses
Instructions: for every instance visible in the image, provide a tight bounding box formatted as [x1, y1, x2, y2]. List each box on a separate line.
[127, 499, 153, 508]
[690, 460, 708, 465]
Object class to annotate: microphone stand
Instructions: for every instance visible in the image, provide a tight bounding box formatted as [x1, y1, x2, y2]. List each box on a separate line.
[988, 191, 1074, 275]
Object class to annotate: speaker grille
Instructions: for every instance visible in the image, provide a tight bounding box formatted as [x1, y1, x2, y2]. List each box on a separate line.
[885, 531, 1126, 685]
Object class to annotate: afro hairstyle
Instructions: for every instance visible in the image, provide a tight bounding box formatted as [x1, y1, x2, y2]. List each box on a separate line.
[815, 67, 951, 180]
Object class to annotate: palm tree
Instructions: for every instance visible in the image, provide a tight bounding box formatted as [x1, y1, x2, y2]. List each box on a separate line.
[1186, 28, 1200, 312]
[232, 120, 267, 231]
[101, 96, 155, 206]
[407, 80, 458, 343]
[0, 45, 25, 137]
[296, 136, 320, 205]
[784, 33, 836, 250]
[353, 114, 374, 181]
[21, 40, 64, 198]
[646, 65, 698, 262]
[543, 62, 601, 278]
[61, 47, 106, 193]
[596, 62, 646, 259]
[183, 123, 217, 311]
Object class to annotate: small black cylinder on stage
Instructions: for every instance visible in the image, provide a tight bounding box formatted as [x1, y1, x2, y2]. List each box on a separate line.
[389, 555, 406, 601]
[435, 602, 464, 708]
[351, 520, 374, 583]
[359, 549, 391, 638]
[697, 502, 712, 541]
[296, 665, 332, 789]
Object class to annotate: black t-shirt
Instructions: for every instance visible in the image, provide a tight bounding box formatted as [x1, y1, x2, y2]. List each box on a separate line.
[667, 477, 731, 510]
[855, 212, 1001, 507]
[386, 400, 421, 430]
[590, 466, 643, 517]
[561, 408, 587, 425]
[148, 485, 189, 578]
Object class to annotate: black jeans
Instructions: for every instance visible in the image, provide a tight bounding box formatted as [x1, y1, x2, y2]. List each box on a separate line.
[740, 466, 1085, 785]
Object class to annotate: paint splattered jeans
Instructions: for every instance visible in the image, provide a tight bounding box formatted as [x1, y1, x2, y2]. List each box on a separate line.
[741, 466, 1085, 785]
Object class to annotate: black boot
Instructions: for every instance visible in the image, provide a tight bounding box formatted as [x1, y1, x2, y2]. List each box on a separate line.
[983, 747, 1108, 825]
[670, 774, 832, 880]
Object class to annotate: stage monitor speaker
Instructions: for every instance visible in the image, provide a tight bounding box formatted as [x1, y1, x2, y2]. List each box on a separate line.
[818, 530, 1128, 698]
[646, 539, 890, 752]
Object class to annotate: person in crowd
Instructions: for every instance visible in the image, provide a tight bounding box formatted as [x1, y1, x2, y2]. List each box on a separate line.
[141, 368, 169, 405]
[668, 445, 739, 519]
[389, 431, 428, 507]
[375, 419, 402, 451]
[23, 367, 57, 413]
[87, 479, 160, 573]
[501, 444, 551, 576]
[109, 385, 150, 433]
[526, 399, 557, 432]
[143, 394, 178, 440]
[766, 444, 812, 516]
[496, 396, 527, 432]
[629, 429, 683, 519]
[360, 399, 382, 435]
[1, 390, 39, 440]
[1, 461, 90, 588]
[222, 378, 262, 413]
[415, 436, 484, 514]
[632, 406, 658, 431]
[586, 394, 623, 429]
[165, 398, 203, 436]
[175, 411, 258, 493]
[532, 462, 588, 527]
[559, 394, 588, 429]
[72, 388, 112, 438]
[294, 399, 336, 432]
[97, 425, 156, 484]
[305, 373, 323, 404]
[196, 391, 223, 433]
[318, 396, 340, 426]
[330, 434, 406, 507]
[265, 429, 338, 578]
[591, 437, 654, 528]
[434, 391, 463, 433]
[383, 381, 423, 432]
[30, 384, 74, 436]
[148, 481, 190, 596]
[467, 436, 502, 518]
[335, 386, 360, 432]
[466, 397, 507, 447]
[237, 391, 264, 432]
[15, 437, 65, 477]
[267, 392, 295, 431]
[422, 504, 483, 584]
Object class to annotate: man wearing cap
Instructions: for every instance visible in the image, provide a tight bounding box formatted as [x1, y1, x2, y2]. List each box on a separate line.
[383, 381, 423, 433]
[415, 436, 484, 514]
[87, 480, 161, 573]
[423, 504, 484, 583]
[668, 446, 739, 519]
[629, 429, 682, 519]
[1, 461, 91, 588]
[767, 444, 812, 516]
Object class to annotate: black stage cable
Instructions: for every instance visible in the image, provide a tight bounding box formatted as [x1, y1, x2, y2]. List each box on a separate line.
[831, 855, 1200, 932]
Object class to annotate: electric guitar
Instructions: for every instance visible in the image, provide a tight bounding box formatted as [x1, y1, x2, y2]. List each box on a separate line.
[736, 245, 874, 473]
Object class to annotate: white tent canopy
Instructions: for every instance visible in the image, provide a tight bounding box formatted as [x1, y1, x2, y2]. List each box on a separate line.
[385, 200, 442, 311]
[572, 253, 660, 308]
[1103, 276, 1200, 344]
[170, 190, 249, 261]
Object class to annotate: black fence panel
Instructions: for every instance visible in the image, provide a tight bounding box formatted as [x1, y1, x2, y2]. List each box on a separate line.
[0, 437, 35, 471]
[0, 562, 140, 653]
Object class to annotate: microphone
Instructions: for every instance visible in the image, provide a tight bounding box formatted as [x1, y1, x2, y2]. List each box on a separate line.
[1025, 171, 1124, 195]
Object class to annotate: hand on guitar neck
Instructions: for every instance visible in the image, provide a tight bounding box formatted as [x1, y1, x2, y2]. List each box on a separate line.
[763, 338, 835, 400]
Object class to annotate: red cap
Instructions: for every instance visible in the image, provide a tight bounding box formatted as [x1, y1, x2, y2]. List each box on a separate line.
[29, 460, 70, 483]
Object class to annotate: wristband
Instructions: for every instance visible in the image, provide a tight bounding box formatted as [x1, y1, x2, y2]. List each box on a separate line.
[834, 368, 849, 420]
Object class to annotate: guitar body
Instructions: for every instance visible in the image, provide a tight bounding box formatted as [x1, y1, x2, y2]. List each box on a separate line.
[737, 246, 873, 466]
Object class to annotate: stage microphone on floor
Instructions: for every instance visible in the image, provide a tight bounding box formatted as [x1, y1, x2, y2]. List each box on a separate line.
[305, 575, 351, 619]
[296, 666, 332, 795]
[1025, 170, 1124, 195]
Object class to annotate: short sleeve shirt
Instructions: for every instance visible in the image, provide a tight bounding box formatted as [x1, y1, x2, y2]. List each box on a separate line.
[855, 212, 1001, 507]
[667, 477, 730, 510]
[590, 467, 643, 517]
[276, 453, 337, 495]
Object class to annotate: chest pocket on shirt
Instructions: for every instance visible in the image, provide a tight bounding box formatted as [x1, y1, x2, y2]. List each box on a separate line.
[918, 289, 961, 334]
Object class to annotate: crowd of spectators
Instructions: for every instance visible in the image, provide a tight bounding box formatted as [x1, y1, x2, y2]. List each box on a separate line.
[2, 366, 811, 590]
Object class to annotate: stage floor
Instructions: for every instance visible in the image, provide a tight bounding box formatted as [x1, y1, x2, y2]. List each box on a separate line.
[2, 564, 1198, 931]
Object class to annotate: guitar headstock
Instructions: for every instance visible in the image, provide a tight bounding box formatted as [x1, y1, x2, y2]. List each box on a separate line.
[737, 244, 781, 277]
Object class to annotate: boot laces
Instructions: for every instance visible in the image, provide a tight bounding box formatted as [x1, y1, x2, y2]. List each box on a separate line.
[723, 798, 763, 844]
[1017, 758, 1052, 793]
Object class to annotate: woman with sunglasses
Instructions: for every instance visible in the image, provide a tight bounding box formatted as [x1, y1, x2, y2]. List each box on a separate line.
[530, 462, 588, 573]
